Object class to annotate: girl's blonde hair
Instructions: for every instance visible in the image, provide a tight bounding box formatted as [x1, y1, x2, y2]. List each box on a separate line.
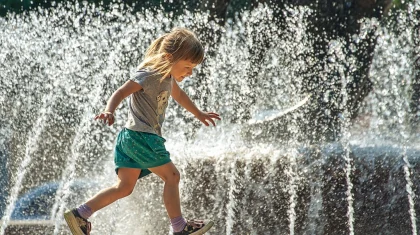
[138, 27, 205, 80]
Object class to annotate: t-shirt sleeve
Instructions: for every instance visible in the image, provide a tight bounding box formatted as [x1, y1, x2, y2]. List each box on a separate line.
[130, 70, 155, 91]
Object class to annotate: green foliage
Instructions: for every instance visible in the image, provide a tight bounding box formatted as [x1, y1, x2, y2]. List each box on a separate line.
[0, 0, 175, 17]
[0, 0, 252, 17]
[392, 0, 413, 9]
[0, 0, 415, 18]
[1, 0, 47, 15]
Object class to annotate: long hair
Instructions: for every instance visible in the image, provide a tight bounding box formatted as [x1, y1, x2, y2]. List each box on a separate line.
[138, 28, 205, 81]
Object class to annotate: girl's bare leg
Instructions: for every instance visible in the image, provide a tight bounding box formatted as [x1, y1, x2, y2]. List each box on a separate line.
[85, 167, 141, 212]
[148, 162, 181, 219]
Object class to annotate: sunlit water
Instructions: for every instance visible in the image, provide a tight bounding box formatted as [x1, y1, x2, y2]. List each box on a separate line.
[0, 1, 419, 234]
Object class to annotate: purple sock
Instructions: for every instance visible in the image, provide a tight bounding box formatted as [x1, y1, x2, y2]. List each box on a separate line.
[76, 204, 93, 219]
[171, 215, 187, 232]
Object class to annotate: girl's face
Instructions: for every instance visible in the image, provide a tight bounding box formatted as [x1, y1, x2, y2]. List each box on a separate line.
[170, 59, 198, 82]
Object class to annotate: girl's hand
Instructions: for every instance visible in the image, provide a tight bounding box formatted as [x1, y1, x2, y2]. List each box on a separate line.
[95, 111, 115, 126]
[195, 111, 221, 126]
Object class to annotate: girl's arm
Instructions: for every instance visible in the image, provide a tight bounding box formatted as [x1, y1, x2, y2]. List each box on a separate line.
[171, 80, 221, 126]
[95, 80, 142, 126]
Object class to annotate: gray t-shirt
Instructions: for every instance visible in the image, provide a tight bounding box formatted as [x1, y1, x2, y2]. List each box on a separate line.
[125, 69, 172, 136]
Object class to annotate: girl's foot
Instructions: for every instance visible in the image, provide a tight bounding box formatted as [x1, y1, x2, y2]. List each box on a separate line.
[173, 219, 214, 235]
[64, 209, 92, 235]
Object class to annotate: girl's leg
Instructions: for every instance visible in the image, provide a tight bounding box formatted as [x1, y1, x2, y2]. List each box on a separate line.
[85, 167, 141, 212]
[148, 162, 181, 219]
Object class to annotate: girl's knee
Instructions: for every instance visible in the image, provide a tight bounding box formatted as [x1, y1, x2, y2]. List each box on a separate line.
[164, 170, 181, 184]
[115, 183, 134, 198]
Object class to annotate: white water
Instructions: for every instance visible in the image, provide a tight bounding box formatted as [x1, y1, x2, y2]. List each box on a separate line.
[225, 154, 241, 235]
[403, 147, 418, 235]
[50, 56, 117, 234]
[0, 93, 53, 234]
[287, 150, 298, 235]
[0, 1, 419, 234]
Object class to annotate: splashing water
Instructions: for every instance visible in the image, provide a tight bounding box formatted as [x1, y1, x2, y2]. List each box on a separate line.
[0, 92, 53, 234]
[1, 1, 420, 234]
[287, 149, 298, 235]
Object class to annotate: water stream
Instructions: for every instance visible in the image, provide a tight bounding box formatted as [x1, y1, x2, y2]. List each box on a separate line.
[0, 92, 53, 234]
[1, 1, 419, 234]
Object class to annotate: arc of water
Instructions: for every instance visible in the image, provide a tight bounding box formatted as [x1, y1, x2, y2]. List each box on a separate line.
[0, 93, 53, 235]
[329, 35, 355, 235]
[50, 109, 94, 226]
[265, 150, 282, 235]
[50, 81, 105, 234]
[0, 126, 11, 218]
[339, 80, 355, 235]
[49, 54, 115, 232]
[213, 155, 231, 232]
[287, 149, 298, 235]
[240, 157, 254, 232]
[397, 73, 417, 235]
[398, 17, 417, 232]
[341, 91, 355, 235]
[386, 6, 417, 231]
[343, 142, 354, 235]
[404, 3, 420, 234]
[305, 151, 325, 234]
[225, 156, 240, 235]
[402, 148, 417, 235]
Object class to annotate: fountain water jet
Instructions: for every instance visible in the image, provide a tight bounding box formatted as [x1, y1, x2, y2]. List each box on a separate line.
[0, 1, 419, 234]
[0, 93, 54, 235]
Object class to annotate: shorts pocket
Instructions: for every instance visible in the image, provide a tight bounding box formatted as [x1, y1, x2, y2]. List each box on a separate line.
[140, 132, 169, 157]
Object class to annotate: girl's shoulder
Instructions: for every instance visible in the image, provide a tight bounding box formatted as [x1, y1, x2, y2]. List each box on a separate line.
[133, 67, 159, 80]
[135, 67, 154, 75]
[131, 67, 162, 89]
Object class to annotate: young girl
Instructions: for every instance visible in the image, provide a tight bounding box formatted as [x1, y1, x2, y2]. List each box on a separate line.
[64, 27, 220, 235]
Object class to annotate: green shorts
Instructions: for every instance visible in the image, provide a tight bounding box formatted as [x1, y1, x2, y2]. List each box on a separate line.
[114, 128, 171, 179]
